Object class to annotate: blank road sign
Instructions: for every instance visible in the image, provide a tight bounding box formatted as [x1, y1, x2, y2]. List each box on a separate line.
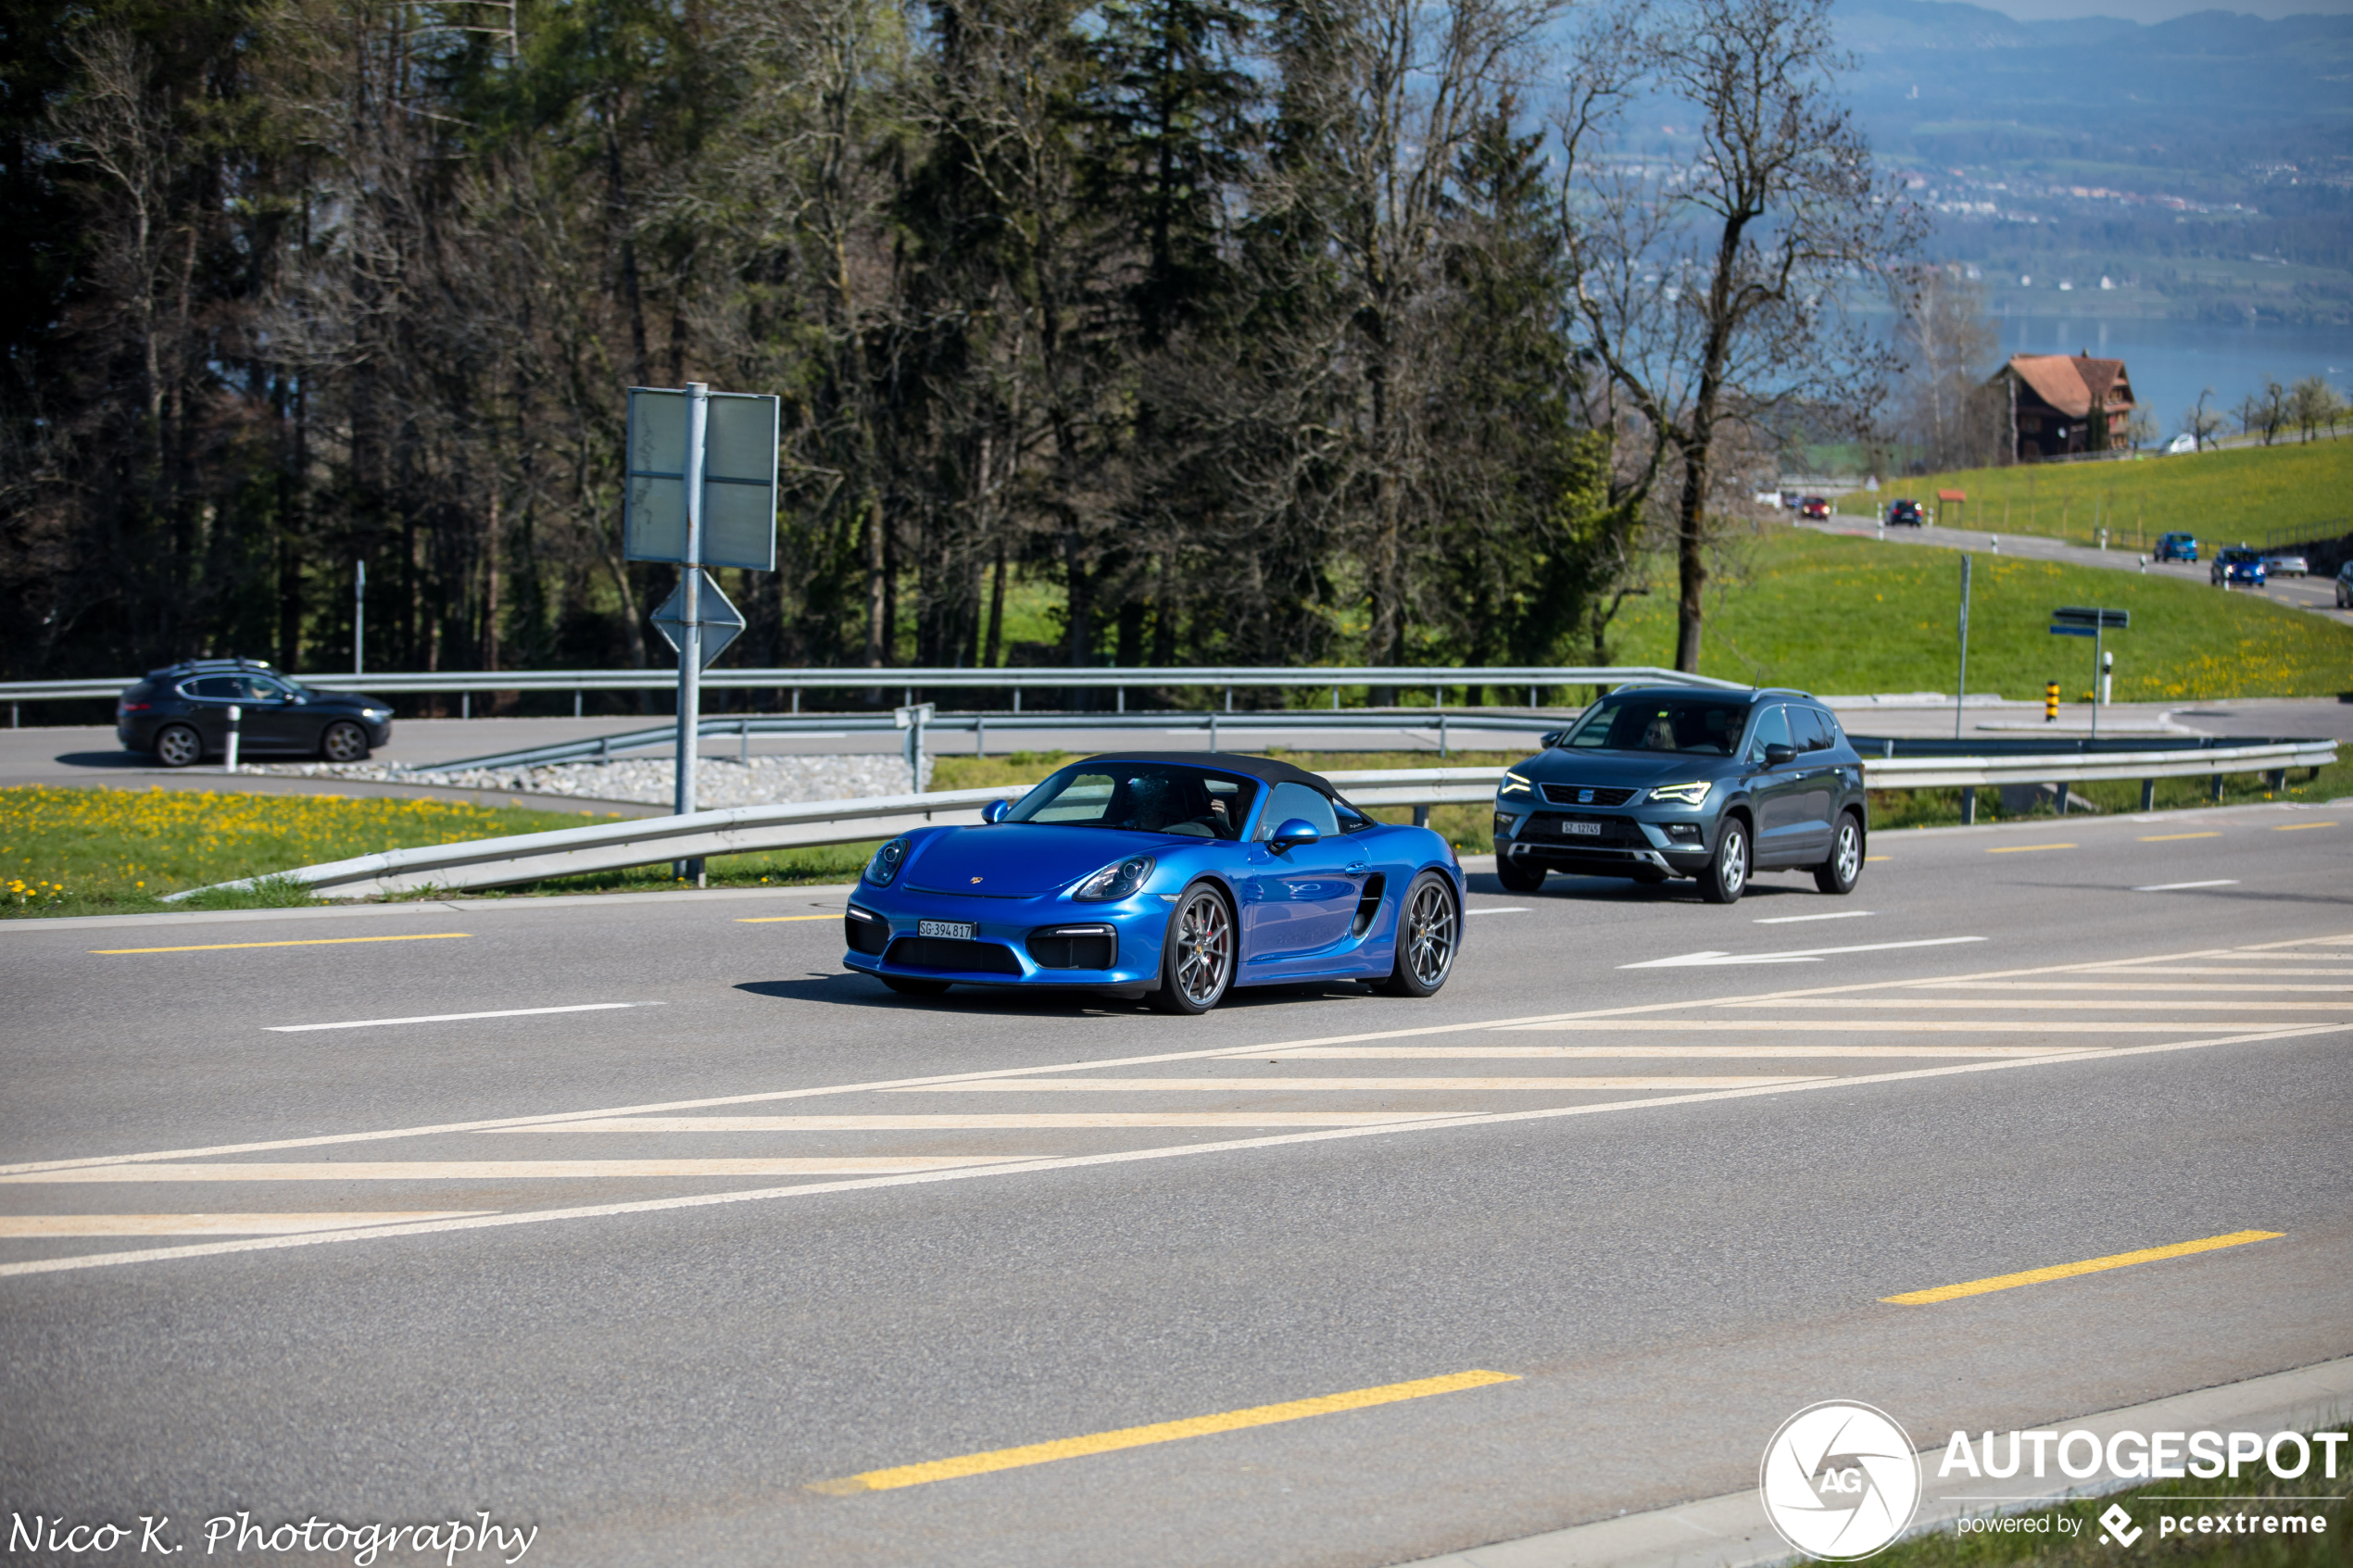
[623, 387, 780, 571]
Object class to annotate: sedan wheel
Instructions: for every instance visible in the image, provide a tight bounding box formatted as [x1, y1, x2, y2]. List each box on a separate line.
[1702, 819, 1749, 905]
[153, 724, 203, 769]
[1151, 884, 1234, 1014]
[1815, 812, 1864, 895]
[1378, 872, 1458, 997]
[321, 720, 371, 763]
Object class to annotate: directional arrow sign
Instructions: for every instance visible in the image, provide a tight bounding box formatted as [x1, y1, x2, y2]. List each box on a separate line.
[650, 569, 745, 670]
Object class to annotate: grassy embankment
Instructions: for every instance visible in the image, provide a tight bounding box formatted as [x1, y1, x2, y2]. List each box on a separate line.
[1861, 1444, 2350, 1568]
[1831, 437, 2353, 554]
[8, 525, 2345, 913]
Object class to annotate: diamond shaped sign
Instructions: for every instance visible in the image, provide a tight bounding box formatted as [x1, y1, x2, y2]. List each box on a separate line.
[650, 569, 745, 670]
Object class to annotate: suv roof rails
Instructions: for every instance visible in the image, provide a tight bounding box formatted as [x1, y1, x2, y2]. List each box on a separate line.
[143, 656, 277, 679]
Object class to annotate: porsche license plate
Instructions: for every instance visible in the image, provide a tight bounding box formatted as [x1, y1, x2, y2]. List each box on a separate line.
[1560, 820, 1603, 836]
[918, 920, 975, 941]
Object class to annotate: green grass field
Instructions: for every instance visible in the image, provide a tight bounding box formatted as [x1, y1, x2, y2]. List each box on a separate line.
[1604, 525, 2353, 702]
[1832, 436, 2353, 553]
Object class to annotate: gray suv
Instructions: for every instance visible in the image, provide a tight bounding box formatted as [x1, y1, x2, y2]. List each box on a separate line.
[1491, 686, 1868, 904]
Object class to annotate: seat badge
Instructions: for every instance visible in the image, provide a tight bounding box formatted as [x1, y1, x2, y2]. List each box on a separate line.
[1577, 788, 1594, 804]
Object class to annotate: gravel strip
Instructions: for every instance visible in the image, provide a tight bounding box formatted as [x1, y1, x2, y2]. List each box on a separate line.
[247, 752, 930, 809]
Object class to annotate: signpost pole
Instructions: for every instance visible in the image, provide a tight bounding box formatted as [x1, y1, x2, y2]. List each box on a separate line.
[1955, 555, 1972, 741]
[354, 561, 366, 676]
[674, 383, 709, 880]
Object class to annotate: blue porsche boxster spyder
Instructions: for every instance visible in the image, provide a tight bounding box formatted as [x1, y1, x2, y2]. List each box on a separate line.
[841, 754, 1465, 1013]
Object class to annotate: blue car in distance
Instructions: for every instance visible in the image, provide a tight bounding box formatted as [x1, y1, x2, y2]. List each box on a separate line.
[2155, 532, 2198, 563]
[2211, 547, 2266, 588]
[842, 754, 1466, 1013]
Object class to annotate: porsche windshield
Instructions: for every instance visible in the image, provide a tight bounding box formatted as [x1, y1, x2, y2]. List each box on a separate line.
[1560, 696, 1750, 756]
[1005, 764, 1261, 840]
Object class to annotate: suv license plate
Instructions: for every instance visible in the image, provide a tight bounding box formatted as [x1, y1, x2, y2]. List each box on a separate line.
[918, 920, 975, 941]
[1562, 821, 1603, 836]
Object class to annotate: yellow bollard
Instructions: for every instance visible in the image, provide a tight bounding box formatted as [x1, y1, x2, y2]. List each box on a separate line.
[2045, 681, 2060, 723]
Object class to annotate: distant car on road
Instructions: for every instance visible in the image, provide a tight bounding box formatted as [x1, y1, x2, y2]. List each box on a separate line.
[2337, 562, 2353, 608]
[2261, 552, 2309, 578]
[2211, 547, 2267, 589]
[1799, 496, 1831, 521]
[2155, 532, 2198, 563]
[1491, 687, 1868, 906]
[1885, 498, 1924, 527]
[117, 659, 394, 768]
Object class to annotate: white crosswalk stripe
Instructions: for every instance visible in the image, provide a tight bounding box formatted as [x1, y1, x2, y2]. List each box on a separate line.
[6, 932, 2346, 1276]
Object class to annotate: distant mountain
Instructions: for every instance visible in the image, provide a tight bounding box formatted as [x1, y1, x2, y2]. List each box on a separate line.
[1833, 0, 2353, 157]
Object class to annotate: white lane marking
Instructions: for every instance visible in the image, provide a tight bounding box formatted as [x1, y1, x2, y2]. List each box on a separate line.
[1753, 910, 1877, 924]
[1621, 936, 1987, 969]
[0, 1159, 1046, 1184]
[1916, 982, 2353, 992]
[1496, 1020, 2265, 1033]
[1738, 997, 2348, 1011]
[2133, 879, 2241, 892]
[503, 1113, 1464, 1132]
[268, 1003, 646, 1034]
[1466, 908, 1530, 916]
[0, 1212, 489, 1236]
[885, 1076, 1822, 1093]
[1264, 1045, 2092, 1058]
[2070, 967, 2353, 978]
[6, 936, 2321, 1180]
[11, 1022, 2341, 1280]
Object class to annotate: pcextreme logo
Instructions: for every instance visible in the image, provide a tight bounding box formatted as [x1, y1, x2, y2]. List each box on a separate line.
[2100, 1503, 2145, 1546]
[1759, 1401, 1924, 1561]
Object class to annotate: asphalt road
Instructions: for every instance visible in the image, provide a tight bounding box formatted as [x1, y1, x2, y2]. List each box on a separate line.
[3, 800, 2349, 1565]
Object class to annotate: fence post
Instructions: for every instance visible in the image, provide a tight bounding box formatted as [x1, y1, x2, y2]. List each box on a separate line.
[1959, 786, 1976, 825]
[462, 692, 471, 721]
[2141, 778, 2157, 810]
[2211, 772, 2224, 803]
[1413, 804, 1430, 828]
[976, 715, 986, 757]
[224, 705, 241, 774]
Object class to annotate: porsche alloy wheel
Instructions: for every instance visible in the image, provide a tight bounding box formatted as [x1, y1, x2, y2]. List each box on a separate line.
[1378, 872, 1458, 997]
[1152, 884, 1234, 1015]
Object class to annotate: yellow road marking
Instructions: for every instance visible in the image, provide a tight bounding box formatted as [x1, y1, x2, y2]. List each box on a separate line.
[90, 933, 472, 955]
[1883, 1230, 2284, 1305]
[0, 1158, 1046, 1184]
[1865, 856, 1891, 862]
[0, 1212, 488, 1237]
[1985, 844, 2075, 854]
[807, 1370, 1518, 1495]
[2273, 822, 2338, 832]
[735, 915, 841, 923]
[2140, 832, 2221, 842]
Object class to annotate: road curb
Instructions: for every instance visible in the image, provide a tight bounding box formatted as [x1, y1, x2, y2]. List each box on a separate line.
[1390, 1355, 2353, 1568]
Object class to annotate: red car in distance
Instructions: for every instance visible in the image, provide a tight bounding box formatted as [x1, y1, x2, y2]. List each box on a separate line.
[1799, 496, 1831, 521]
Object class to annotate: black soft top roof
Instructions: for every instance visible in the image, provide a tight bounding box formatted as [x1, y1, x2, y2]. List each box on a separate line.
[1072, 752, 1338, 798]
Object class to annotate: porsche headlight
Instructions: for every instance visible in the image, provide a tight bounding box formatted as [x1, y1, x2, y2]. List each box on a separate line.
[1499, 770, 1534, 797]
[1073, 855, 1154, 902]
[862, 836, 912, 886]
[1647, 781, 1713, 807]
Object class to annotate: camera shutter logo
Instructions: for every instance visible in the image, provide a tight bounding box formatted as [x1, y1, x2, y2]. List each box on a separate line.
[1759, 1401, 1922, 1560]
[2099, 1503, 2142, 1547]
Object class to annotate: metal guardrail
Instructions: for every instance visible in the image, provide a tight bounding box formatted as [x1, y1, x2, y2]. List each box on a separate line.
[173, 740, 2334, 902]
[411, 709, 1568, 773]
[1, 663, 1743, 709]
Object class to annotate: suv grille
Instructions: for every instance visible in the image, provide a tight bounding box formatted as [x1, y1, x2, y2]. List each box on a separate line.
[1540, 784, 1636, 807]
[1525, 812, 1647, 847]
[887, 936, 1023, 974]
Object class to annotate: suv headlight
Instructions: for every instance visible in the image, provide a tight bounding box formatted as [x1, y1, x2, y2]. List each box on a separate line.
[1499, 770, 1534, 797]
[1647, 781, 1712, 807]
[863, 836, 912, 886]
[1073, 855, 1154, 902]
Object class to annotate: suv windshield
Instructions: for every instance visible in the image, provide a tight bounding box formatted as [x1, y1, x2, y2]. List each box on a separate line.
[1559, 696, 1750, 756]
[1004, 763, 1261, 840]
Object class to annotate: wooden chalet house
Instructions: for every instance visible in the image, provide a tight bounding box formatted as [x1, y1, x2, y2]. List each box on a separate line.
[1989, 352, 2137, 461]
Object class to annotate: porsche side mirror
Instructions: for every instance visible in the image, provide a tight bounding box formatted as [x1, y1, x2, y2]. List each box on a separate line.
[981, 798, 1010, 824]
[1268, 818, 1321, 851]
[1763, 743, 1797, 767]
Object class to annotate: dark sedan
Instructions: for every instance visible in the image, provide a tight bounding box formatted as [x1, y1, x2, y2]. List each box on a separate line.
[117, 659, 395, 767]
[1886, 497, 1924, 527]
[1490, 686, 1868, 904]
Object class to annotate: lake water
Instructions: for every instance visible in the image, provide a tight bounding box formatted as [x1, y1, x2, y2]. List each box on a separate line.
[1991, 313, 2353, 439]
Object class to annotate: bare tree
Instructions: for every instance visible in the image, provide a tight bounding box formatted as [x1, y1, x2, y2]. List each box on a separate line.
[1889, 265, 2001, 470]
[1554, 0, 1919, 671]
